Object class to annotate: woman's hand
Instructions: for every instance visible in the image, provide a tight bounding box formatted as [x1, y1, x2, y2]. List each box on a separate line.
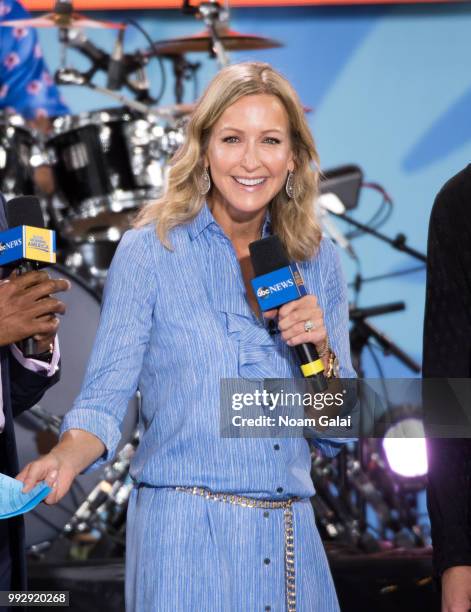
[264, 295, 328, 364]
[16, 450, 78, 505]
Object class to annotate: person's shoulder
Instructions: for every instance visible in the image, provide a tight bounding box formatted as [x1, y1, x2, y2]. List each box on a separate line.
[299, 236, 339, 280]
[117, 221, 189, 259]
[305, 236, 337, 266]
[112, 224, 160, 268]
[432, 164, 471, 220]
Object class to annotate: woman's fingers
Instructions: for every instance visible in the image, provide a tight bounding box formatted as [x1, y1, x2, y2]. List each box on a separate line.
[43, 469, 75, 505]
[278, 295, 318, 320]
[17, 456, 59, 493]
[274, 296, 328, 350]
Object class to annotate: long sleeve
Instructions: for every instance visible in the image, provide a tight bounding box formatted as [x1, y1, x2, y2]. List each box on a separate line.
[9, 352, 60, 419]
[423, 166, 471, 577]
[309, 239, 357, 458]
[59, 227, 158, 472]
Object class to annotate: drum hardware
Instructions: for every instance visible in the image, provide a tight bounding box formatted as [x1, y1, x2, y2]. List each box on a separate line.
[54, 68, 155, 117]
[164, 54, 201, 105]
[28, 405, 63, 437]
[184, 0, 231, 67]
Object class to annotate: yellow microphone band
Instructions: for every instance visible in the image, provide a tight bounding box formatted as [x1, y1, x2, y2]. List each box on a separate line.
[300, 359, 325, 377]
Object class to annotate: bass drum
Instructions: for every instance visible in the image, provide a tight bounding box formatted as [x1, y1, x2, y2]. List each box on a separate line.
[14, 266, 138, 550]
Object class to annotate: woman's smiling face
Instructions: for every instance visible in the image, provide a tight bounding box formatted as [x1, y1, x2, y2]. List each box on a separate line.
[205, 94, 295, 220]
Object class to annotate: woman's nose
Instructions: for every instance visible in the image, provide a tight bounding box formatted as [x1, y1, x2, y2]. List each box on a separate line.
[240, 143, 261, 172]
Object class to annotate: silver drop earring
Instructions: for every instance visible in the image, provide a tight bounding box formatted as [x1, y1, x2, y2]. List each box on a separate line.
[285, 171, 295, 199]
[200, 167, 211, 196]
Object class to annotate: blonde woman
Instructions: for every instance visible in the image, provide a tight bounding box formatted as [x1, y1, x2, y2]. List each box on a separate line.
[18, 62, 355, 611]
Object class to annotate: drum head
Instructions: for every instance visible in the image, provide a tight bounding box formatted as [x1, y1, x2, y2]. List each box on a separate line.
[14, 266, 138, 549]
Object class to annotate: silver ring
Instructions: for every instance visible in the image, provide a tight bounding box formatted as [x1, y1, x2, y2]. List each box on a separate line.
[304, 319, 315, 333]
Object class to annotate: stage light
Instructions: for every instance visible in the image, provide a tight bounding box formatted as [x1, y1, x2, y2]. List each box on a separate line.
[382, 418, 428, 478]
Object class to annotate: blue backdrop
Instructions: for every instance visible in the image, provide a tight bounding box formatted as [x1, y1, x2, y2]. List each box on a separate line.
[37, 3, 471, 377]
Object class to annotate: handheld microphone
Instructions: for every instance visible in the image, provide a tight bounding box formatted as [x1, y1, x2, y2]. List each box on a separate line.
[107, 28, 126, 91]
[1, 196, 57, 356]
[249, 235, 327, 392]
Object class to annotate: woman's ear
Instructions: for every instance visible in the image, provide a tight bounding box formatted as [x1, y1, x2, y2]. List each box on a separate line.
[288, 152, 296, 173]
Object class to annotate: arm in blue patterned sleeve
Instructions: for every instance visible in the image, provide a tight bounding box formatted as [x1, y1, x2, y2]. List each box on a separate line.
[309, 238, 357, 458]
[0, 0, 69, 118]
[59, 227, 158, 472]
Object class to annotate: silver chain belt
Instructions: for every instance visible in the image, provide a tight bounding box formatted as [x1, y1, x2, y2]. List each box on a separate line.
[174, 486, 298, 611]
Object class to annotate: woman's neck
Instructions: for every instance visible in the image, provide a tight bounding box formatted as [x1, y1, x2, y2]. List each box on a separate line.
[208, 198, 267, 247]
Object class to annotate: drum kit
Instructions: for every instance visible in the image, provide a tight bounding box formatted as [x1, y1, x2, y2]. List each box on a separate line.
[0, 0, 286, 554]
[1, 0, 283, 286]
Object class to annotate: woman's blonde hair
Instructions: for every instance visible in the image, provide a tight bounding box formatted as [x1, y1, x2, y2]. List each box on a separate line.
[134, 61, 322, 261]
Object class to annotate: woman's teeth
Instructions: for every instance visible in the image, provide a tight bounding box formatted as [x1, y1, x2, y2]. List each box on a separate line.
[233, 177, 266, 186]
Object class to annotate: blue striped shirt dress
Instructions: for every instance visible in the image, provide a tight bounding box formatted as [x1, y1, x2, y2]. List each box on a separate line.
[60, 203, 356, 611]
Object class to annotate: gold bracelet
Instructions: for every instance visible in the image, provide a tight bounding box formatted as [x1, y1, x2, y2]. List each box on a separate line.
[325, 349, 340, 379]
[317, 338, 330, 359]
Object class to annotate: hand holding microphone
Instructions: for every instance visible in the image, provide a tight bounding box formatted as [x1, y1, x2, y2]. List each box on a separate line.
[0, 195, 70, 354]
[249, 235, 328, 391]
[0, 270, 69, 348]
[264, 294, 328, 359]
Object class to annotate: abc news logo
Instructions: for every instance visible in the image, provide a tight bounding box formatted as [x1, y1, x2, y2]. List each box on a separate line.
[256, 278, 294, 299]
[0, 238, 22, 253]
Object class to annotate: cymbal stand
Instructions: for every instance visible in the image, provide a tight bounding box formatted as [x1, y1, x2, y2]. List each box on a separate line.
[182, 0, 230, 68]
[167, 54, 201, 103]
[54, 0, 73, 69]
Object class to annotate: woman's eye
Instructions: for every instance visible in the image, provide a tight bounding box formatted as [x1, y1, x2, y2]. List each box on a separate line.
[264, 137, 281, 145]
[223, 136, 239, 143]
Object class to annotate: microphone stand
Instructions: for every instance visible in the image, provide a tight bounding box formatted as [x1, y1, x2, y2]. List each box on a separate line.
[339, 212, 426, 263]
[349, 302, 421, 377]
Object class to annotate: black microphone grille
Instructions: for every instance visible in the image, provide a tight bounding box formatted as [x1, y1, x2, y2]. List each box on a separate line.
[5, 196, 45, 230]
[249, 235, 290, 276]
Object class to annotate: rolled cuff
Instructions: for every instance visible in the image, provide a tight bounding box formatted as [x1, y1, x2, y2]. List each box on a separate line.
[59, 408, 122, 474]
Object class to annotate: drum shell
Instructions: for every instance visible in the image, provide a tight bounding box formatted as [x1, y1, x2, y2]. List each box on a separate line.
[46, 108, 181, 241]
[0, 114, 36, 199]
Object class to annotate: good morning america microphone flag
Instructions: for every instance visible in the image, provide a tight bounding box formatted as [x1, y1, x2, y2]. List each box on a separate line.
[0, 206, 56, 268]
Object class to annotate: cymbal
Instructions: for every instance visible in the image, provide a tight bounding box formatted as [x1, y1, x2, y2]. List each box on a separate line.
[0, 12, 124, 30]
[150, 27, 282, 56]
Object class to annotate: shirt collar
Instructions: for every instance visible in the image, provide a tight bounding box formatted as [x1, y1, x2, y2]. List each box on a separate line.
[187, 203, 272, 241]
[187, 202, 218, 240]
